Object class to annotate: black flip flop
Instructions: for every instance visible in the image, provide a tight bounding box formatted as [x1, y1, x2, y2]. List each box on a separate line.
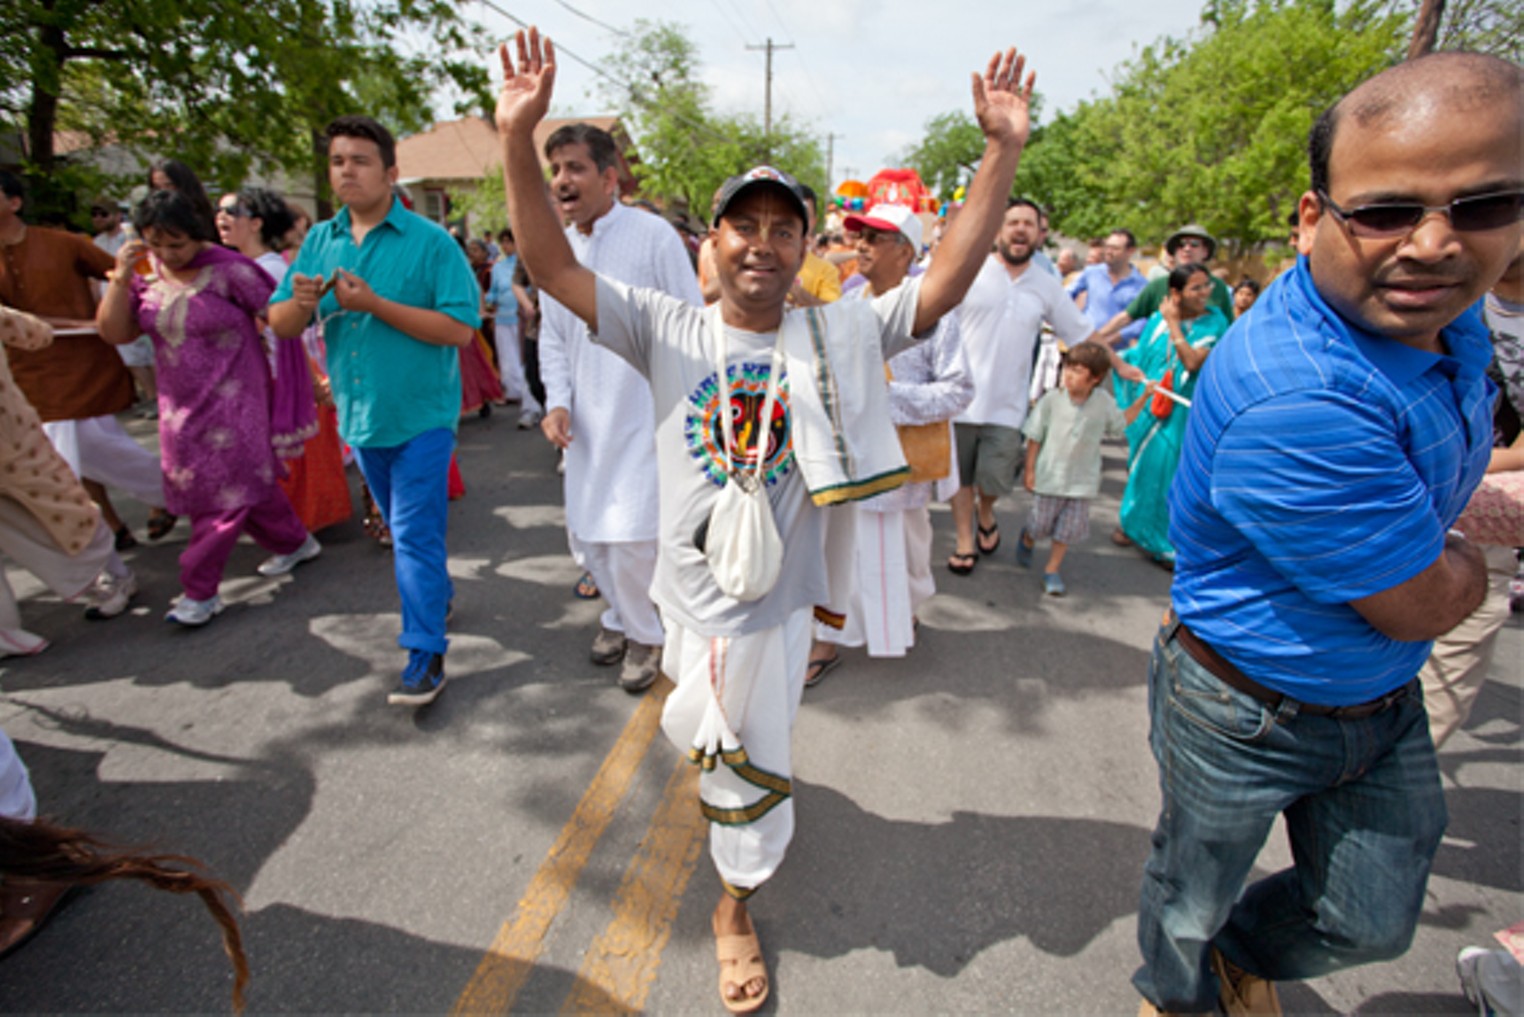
[947, 552, 977, 575]
[805, 654, 841, 688]
[977, 522, 1001, 555]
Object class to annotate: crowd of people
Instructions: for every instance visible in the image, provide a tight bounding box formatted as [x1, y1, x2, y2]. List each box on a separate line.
[0, 26, 1518, 1016]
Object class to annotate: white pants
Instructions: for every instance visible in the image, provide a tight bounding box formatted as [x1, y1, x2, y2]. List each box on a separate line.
[817, 505, 922, 658]
[492, 321, 541, 411]
[661, 608, 809, 895]
[0, 728, 36, 822]
[42, 415, 165, 508]
[0, 495, 120, 631]
[569, 534, 664, 647]
[1421, 544, 1516, 748]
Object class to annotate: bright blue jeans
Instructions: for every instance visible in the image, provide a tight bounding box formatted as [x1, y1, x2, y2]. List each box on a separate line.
[1133, 620, 1446, 1012]
[353, 428, 455, 657]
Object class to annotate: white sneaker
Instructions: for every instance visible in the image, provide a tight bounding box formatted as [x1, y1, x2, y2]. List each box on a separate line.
[84, 569, 137, 621]
[166, 594, 223, 627]
[257, 534, 321, 577]
[517, 406, 543, 430]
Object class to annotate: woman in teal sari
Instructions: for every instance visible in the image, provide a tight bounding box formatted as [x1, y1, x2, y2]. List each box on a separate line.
[1113, 264, 1227, 565]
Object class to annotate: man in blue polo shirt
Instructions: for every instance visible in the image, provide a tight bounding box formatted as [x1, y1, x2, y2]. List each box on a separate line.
[270, 115, 480, 707]
[1135, 53, 1520, 1015]
[1066, 228, 1145, 347]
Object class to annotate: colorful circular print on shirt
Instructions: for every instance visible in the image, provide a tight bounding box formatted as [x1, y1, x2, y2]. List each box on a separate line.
[684, 360, 794, 488]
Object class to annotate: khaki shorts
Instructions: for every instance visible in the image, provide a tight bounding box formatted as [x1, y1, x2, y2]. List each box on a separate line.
[954, 422, 1025, 497]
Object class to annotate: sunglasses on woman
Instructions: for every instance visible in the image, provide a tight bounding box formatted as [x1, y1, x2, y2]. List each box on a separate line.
[1317, 189, 1524, 239]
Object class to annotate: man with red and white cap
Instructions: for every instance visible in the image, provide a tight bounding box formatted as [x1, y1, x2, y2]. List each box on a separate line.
[946, 196, 1097, 576]
[807, 202, 972, 681]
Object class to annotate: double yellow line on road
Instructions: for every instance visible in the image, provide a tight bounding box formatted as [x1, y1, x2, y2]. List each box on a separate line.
[452, 678, 708, 1014]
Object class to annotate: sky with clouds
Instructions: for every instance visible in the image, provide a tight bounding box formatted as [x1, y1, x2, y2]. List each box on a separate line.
[468, 0, 1213, 191]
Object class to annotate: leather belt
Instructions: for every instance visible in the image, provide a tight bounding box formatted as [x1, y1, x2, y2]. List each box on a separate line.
[1164, 611, 1411, 720]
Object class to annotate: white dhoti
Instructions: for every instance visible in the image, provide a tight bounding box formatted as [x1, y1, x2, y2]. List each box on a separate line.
[0, 728, 36, 822]
[570, 534, 664, 647]
[817, 504, 919, 658]
[661, 608, 809, 896]
[41, 415, 165, 508]
[492, 320, 540, 411]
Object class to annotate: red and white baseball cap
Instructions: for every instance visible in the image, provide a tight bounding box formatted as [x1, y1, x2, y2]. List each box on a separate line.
[843, 203, 923, 252]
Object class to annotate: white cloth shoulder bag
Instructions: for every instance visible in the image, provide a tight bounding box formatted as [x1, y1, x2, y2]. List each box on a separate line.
[702, 308, 786, 602]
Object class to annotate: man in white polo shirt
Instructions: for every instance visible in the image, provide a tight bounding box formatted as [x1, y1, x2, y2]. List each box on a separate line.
[947, 197, 1095, 575]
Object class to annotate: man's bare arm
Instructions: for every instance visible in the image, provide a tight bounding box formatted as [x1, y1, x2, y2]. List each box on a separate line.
[496, 31, 598, 332]
[915, 48, 1036, 336]
[1350, 534, 1488, 641]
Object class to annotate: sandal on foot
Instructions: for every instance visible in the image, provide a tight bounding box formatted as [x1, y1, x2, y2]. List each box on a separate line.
[113, 525, 138, 551]
[714, 914, 769, 1015]
[146, 510, 178, 541]
[0, 878, 75, 959]
[805, 653, 840, 688]
[1110, 528, 1133, 547]
[947, 552, 977, 576]
[976, 521, 1001, 555]
[573, 571, 599, 600]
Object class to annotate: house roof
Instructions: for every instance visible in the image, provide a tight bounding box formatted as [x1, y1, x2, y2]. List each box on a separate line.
[396, 115, 634, 185]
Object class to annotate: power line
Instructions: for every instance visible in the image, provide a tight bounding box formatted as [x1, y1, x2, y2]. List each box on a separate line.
[547, 0, 625, 38]
[475, 0, 745, 148]
[706, 0, 753, 46]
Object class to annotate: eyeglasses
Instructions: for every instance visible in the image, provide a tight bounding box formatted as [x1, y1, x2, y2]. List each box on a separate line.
[859, 229, 903, 246]
[89, 208, 113, 217]
[1318, 189, 1524, 239]
[216, 204, 249, 218]
[1175, 238, 1207, 249]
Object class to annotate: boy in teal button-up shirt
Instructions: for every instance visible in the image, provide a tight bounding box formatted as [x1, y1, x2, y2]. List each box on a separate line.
[270, 115, 480, 707]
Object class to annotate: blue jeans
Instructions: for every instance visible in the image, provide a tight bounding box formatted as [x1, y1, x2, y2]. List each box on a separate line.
[353, 428, 455, 657]
[1133, 620, 1446, 1012]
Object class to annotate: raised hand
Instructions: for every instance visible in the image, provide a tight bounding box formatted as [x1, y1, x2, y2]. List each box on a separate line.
[970, 48, 1037, 149]
[495, 28, 557, 136]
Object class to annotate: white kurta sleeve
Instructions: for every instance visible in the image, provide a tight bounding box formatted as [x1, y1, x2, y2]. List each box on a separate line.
[538, 295, 576, 412]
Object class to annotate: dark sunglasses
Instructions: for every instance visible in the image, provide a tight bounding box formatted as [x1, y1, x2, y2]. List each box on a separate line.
[216, 203, 249, 218]
[1318, 189, 1524, 239]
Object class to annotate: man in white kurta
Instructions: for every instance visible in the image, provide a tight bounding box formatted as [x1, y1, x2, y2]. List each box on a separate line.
[537, 123, 703, 693]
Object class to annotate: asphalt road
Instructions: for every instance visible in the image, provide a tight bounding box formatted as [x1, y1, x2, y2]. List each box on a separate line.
[0, 408, 1518, 1014]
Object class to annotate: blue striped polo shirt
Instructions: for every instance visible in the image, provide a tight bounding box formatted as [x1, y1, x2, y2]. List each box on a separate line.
[1169, 258, 1494, 706]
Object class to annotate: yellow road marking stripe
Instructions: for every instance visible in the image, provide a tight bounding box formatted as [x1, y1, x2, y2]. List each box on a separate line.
[558, 757, 708, 1014]
[452, 677, 672, 1015]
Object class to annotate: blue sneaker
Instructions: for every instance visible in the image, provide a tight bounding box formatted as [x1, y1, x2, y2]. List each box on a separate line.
[1043, 572, 1066, 597]
[388, 650, 446, 706]
[1015, 530, 1035, 568]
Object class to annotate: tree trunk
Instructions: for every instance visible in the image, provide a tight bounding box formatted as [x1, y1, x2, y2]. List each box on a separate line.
[312, 127, 332, 220]
[26, 22, 67, 169]
[1407, 0, 1446, 59]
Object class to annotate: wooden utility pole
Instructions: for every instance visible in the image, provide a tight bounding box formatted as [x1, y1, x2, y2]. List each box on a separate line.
[824, 132, 843, 193]
[746, 38, 795, 141]
[1407, 0, 1446, 58]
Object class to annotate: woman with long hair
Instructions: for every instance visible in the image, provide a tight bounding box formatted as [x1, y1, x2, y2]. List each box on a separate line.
[1113, 263, 1229, 565]
[96, 189, 320, 626]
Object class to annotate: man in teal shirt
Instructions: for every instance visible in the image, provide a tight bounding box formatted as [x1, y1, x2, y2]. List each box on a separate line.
[270, 115, 480, 706]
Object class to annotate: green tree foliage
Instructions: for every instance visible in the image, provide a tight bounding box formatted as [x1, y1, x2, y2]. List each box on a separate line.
[1, 0, 491, 220]
[897, 111, 984, 198]
[1438, 0, 1524, 61]
[591, 20, 825, 222]
[1014, 0, 1408, 255]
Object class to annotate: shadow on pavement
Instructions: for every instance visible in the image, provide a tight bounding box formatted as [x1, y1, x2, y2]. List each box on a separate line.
[772, 781, 1151, 973]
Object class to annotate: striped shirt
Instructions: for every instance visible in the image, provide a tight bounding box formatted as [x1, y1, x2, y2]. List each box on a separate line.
[1169, 258, 1494, 706]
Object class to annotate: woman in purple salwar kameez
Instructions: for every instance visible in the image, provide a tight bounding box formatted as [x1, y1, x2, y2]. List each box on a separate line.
[96, 189, 319, 627]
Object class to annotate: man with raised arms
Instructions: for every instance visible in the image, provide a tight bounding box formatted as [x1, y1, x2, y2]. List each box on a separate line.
[495, 28, 1036, 1013]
